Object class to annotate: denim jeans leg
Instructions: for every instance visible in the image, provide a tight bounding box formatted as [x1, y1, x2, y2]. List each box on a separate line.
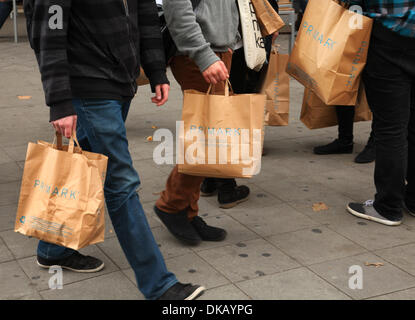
[72, 98, 177, 299]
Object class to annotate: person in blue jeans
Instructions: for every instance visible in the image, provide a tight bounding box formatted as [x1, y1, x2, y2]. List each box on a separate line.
[25, 0, 204, 300]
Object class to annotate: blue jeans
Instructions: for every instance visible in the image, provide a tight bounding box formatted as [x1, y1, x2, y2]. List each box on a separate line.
[37, 99, 177, 300]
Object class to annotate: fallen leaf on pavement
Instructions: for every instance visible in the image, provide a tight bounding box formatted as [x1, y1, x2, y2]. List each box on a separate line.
[146, 136, 153, 142]
[365, 262, 384, 268]
[151, 125, 158, 129]
[18, 96, 32, 100]
[312, 202, 329, 212]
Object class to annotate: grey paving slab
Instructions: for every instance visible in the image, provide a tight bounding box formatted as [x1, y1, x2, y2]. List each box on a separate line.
[0, 161, 22, 184]
[217, 182, 283, 210]
[369, 287, 415, 300]
[0, 147, 14, 164]
[258, 175, 353, 207]
[2, 144, 29, 162]
[39, 271, 144, 300]
[0, 204, 18, 232]
[326, 214, 415, 251]
[189, 215, 260, 252]
[267, 226, 367, 266]
[197, 238, 299, 282]
[199, 284, 251, 300]
[123, 252, 230, 290]
[375, 244, 415, 277]
[309, 253, 415, 300]
[0, 181, 20, 207]
[0, 230, 38, 259]
[0, 260, 38, 300]
[236, 267, 351, 300]
[148, 226, 194, 260]
[228, 203, 319, 237]
[0, 237, 14, 263]
[18, 245, 120, 291]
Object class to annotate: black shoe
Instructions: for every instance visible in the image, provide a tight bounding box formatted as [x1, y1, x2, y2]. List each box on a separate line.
[218, 185, 250, 209]
[355, 139, 375, 164]
[37, 251, 105, 273]
[200, 178, 217, 197]
[157, 282, 205, 300]
[190, 216, 227, 241]
[404, 201, 415, 217]
[313, 139, 353, 155]
[154, 206, 202, 245]
[347, 200, 402, 226]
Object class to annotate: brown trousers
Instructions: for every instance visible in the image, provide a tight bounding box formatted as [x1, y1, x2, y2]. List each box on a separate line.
[156, 51, 233, 220]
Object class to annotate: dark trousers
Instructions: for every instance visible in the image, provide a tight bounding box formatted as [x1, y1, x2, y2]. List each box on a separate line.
[363, 22, 415, 218]
[336, 106, 355, 143]
[0, 1, 13, 29]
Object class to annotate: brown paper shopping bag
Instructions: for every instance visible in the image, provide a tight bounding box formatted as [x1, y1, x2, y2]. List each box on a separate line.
[260, 48, 290, 126]
[15, 133, 108, 250]
[251, 0, 285, 36]
[300, 84, 372, 129]
[178, 80, 266, 179]
[286, 0, 373, 105]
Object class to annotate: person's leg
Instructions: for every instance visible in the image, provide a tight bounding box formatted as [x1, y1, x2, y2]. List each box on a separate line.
[72, 98, 178, 299]
[347, 23, 414, 225]
[314, 106, 354, 155]
[405, 82, 415, 213]
[354, 128, 376, 164]
[0, 0, 13, 29]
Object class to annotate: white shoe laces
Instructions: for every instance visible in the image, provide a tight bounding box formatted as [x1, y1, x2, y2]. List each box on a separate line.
[364, 200, 374, 207]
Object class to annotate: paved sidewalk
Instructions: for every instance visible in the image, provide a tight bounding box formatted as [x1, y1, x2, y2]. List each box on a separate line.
[1, 16, 415, 301]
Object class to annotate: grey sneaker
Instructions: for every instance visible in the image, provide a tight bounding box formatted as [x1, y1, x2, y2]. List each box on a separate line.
[347, 200, 402, 226]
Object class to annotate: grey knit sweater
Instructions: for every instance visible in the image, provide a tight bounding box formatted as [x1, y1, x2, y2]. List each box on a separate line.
[163, 0, 241, 72]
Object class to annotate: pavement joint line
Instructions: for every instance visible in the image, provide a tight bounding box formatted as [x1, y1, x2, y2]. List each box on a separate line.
[362, 285, 415, 300]
[303, 264, 356, 300]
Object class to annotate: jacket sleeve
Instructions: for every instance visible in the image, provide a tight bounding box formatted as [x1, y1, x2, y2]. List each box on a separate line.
[163, 0, 219, 72]
[24, 0, 75, 122]
[137, 0, 169, 91]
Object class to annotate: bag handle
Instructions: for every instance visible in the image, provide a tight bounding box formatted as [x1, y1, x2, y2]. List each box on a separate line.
[53, 131, 82, 154]
[206, 79, 234, 97]
[68, 132, 81, 154]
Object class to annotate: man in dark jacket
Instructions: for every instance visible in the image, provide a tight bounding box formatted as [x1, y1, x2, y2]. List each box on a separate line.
[24, 0, 204, 300]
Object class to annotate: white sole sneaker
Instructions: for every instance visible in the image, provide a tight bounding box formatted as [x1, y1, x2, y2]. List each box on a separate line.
[185, 286, 205, 300]
[37, 260, 105, 273]
[347, 203, 402, 226]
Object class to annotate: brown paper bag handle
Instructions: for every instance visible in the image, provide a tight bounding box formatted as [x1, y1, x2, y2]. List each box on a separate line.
[53, 132, 82, 154]
[68, 132, 81, 154]
[206, 79, 233, 97]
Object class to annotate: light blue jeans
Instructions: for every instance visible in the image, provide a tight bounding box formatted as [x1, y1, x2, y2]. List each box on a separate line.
[37, 99, 177, 300]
